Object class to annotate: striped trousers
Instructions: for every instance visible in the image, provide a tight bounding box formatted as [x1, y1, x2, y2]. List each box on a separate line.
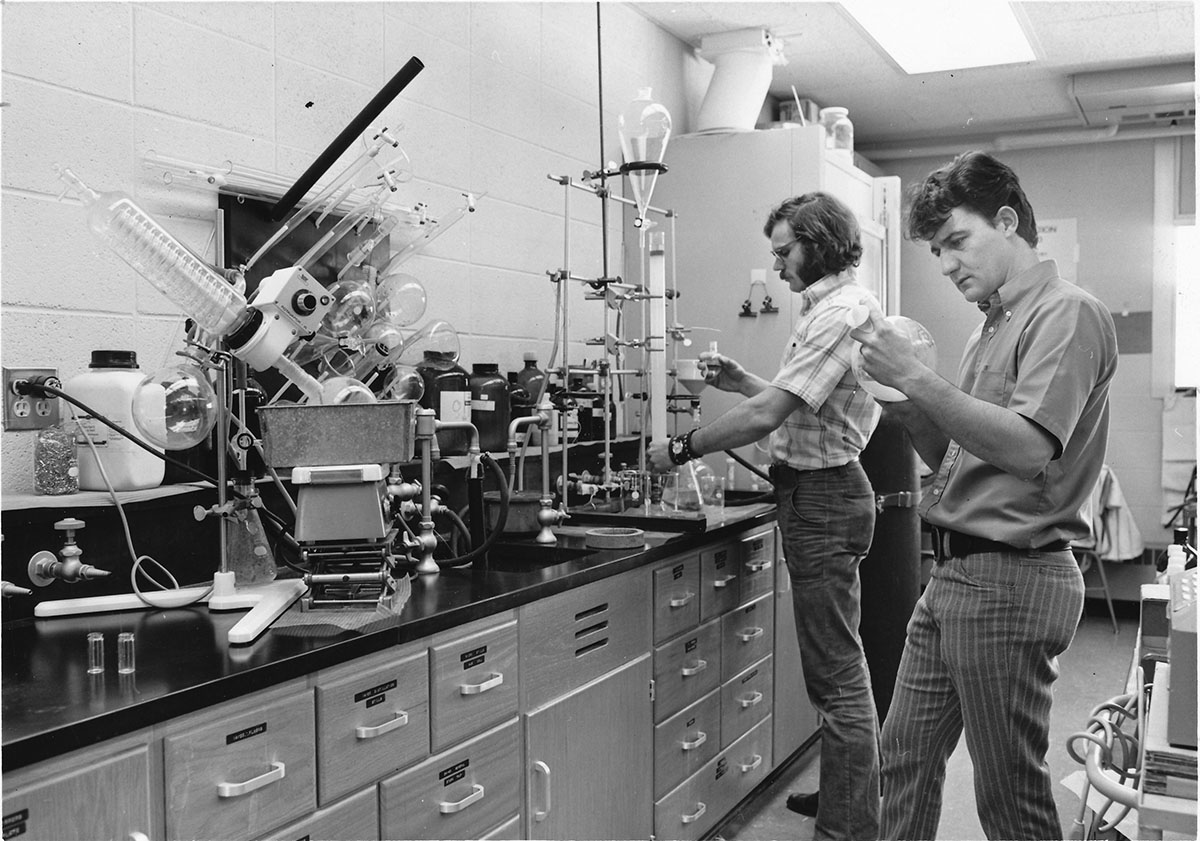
[879, 549, 1084, 840]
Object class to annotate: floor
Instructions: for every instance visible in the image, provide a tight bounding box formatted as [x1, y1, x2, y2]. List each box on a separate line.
[715, 601, 1140, 841]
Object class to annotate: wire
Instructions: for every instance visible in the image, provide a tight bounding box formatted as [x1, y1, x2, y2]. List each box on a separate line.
[68, 404, 213, 609]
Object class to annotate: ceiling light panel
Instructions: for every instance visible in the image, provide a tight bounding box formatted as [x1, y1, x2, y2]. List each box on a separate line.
[841, 0, 1036, 74]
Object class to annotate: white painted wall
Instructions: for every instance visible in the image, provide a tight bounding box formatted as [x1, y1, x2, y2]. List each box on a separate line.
[0, 1, 704, 493]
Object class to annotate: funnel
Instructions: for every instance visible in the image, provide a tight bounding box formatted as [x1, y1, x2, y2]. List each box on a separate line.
[618, 87, 672, 228]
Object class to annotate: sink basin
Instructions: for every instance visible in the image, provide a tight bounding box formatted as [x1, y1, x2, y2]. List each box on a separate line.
[481, 542, 597, 573]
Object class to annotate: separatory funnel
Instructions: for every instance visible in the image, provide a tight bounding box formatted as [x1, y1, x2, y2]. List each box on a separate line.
[617, 88, 672, 229]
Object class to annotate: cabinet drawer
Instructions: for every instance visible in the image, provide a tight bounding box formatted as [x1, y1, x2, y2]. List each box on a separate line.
[654, 716, 773, 841]
[379, 718, 520, 841]
[721, 593, 775, 680]
[737, 528, 776, 603]
[720, 655, 773, 748]
[430, 617, 518, 751]
[653, 554, 700, 644]
[653, 618, 722, 722]
[164, 683, 316, 841]
[723, 715, 774, 809]
[520, 569, 650, 709]
[2, 740, 155, 841]
[699, 541, 740, 621]
[653, 688, 721, 799]
[481, 814, 521, 839]
[315, 644, 429, 805]
[257, 786, 378, 841]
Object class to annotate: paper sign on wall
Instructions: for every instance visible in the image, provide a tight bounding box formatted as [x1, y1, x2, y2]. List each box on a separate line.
[1037, 218, 1078, 284]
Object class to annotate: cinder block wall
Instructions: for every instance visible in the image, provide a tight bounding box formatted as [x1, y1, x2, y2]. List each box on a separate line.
[0, 1, 702, 494]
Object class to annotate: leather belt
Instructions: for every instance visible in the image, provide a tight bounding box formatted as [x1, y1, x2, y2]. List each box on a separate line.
[931, 526, 1069, 563]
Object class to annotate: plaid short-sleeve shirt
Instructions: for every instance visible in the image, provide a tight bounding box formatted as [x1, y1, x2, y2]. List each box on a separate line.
[768, 271, 882, 470]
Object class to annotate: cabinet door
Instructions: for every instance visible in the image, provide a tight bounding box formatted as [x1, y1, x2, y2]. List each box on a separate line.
[773, 530, 820, 762]
[2, 743, 154, 841]
[525, 654, 653, 841]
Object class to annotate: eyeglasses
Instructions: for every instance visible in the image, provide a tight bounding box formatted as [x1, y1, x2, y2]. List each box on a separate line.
[769, 238, 801, 263]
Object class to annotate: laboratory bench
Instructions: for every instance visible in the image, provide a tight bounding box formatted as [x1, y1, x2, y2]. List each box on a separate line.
[2, 499, 818, 841]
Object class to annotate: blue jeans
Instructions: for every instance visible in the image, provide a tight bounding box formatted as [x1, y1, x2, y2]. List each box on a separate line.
[775, 461, 880, 841]
[880, 549, 1084, 840]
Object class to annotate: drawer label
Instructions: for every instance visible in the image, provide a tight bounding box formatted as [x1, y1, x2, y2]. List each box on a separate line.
[714, 550, 728, 567]
[749, 537, 765, 552]
[439, 758, 470, 787]
[715, 756, 729, 781]
[355, 679, 397, 703]
[226, 722, 267, 745]
[672, 563, 685, 580]
[684, 637, 698, 653]
[741, 668, 759, 684]
[3, 810, 28, 839]
[461, 645, 487, 670]
[366, 694, 385, 709]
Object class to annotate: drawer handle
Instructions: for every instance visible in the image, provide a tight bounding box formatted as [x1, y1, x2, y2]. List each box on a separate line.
[439, 782, 485, 814]
[668, 592, 695, 608]
[738, 690, 764, 709]
[738, 754, 764, 773]
[532, 760, 552, 822]
[355, 710, 409, 739]
[680, 658, 708, 677]
[713, 574, 736, 589]
[681, 802, 708, 824]
[737, 627, 764, 643]
[681, 731, 708, 751]
[216, 760, 285, 798]
[746, 559, 772, 572]
[460, 671, 503, 695]
[128, 834, 151, 841]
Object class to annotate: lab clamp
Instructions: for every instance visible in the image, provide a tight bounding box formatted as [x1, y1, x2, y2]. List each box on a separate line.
[538, 88, 719, 520]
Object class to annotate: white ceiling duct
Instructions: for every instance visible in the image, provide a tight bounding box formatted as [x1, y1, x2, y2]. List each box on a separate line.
[695, 28, 787, 133]
[1070, 63, 1196, 127]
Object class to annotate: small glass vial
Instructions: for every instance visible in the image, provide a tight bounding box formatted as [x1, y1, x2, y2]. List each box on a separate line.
[87, 632, 105, 674]
[34, 422, 79, 495]
[117, 632, 136, 674]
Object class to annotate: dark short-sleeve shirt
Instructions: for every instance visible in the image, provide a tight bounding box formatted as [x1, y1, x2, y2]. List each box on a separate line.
[919, 260, 1118, 548]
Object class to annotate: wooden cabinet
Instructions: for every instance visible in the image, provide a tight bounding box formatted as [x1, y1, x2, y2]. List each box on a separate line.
[162, 680, 316, 841]
[654, 688, 722, 799]
[699, 542, 740, 622]
[653, 553, 701, 644]
[653, 617, 723, 723]
[257, 786, 378, 841]
[379, 718, 521, 841]
[2, 733, 157, 841]
[429, 613, 518, 752]
[314, 642, 429, 806]
[524, 654, 654, 840]
[721, 593, 774, 680]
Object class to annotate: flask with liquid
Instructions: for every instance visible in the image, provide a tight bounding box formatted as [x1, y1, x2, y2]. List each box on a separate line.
[34, 422, 79, 495]
[65, 350, 165, 491]
[416, 351, 471, 455]
[469, 363, 510, 453]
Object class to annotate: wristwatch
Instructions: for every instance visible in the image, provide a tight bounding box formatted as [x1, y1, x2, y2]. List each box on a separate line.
[668, 428, 699, 466]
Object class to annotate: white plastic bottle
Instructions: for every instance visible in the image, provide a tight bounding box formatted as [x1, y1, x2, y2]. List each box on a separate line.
[66, 350, 165, 491]
[1160, 544, 1188, 584]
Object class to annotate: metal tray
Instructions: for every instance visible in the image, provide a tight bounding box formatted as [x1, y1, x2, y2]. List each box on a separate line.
[257, 401, 416, 467]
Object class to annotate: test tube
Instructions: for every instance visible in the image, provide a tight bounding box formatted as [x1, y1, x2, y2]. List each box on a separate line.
[87, 632, 104, 674]
[117, 632, 136, 674]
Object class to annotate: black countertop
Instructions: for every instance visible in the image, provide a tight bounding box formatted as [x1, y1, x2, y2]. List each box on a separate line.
[2, 505, 774, 772]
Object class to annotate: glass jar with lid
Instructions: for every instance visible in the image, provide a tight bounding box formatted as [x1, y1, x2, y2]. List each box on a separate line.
[818, 107, 854, 158]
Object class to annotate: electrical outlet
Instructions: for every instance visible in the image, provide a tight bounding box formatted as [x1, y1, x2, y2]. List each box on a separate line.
[3, 367, 61, 431]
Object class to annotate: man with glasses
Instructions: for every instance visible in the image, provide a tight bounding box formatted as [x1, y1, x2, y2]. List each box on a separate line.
[649, 192, 883, 841]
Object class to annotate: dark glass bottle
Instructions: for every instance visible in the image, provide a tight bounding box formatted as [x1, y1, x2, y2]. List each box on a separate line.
[469, 363, 510, 453]
[516, 354, 546, 403]
[416, 351, 471, 455]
